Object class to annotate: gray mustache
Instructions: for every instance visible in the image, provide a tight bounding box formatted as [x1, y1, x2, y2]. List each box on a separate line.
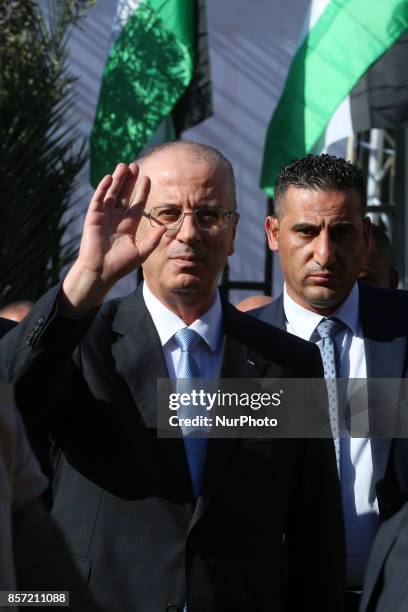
[309, 264, 336, 273]
[168, 247, 207, 261]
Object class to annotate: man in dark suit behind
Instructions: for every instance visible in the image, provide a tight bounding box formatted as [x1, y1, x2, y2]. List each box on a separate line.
[0, 142, 344, 611]
[358, 222, 399, 289]
[251, 154, 408, 611]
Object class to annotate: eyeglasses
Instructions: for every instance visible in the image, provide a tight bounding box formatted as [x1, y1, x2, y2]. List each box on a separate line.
[142, 205, 237, 231]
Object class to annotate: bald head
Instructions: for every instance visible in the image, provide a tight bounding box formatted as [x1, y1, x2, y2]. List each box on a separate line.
[135, 140, 239, 323]
[137, 141, 237, 210]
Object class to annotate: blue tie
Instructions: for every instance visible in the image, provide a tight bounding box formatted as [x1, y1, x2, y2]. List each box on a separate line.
[311, 318, 345, 472]
[174, 328, 208, 499]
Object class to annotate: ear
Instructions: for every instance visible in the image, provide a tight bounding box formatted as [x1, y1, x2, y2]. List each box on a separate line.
[228, 212, 240, 256]
[265, 216, 280, 252]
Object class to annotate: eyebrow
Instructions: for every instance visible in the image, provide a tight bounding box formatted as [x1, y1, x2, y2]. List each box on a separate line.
[291, 222, 320, 232]
[291, 221, 354, 231]
[154, 202, 218, 208]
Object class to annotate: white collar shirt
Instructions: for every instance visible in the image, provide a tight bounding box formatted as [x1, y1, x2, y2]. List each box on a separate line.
[142, 282, 223, 382]
[283, 282, 379, 587]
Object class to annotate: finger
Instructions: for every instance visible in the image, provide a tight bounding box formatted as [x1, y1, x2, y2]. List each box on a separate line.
[137, 225, 167, 262]
[117, 163, 140, 209]
[128, 173, 151, 215]
[88, 175, 113, 213]
[104, 163, 129, 207]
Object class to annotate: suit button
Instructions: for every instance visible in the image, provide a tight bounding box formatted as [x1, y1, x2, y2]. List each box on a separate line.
[166, 605, 181, 611]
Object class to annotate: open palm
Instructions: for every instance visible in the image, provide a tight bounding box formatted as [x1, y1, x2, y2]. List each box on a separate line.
[78, 163, 165, 284]
[61, 163, 166, 313]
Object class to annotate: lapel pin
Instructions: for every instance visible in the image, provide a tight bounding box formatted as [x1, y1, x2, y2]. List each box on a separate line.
[246, 358, 255, 366]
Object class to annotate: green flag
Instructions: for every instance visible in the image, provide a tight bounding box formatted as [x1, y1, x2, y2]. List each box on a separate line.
[90, 0, 211, 186]
[261, 0, 408, 195]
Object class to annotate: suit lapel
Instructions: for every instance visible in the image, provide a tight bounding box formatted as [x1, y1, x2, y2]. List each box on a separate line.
[362, 284, 406, 382]
[256, 293, 286, 330]
[360, 282, 407, 482]
[110, 288, 193, 500]
[111, 288, 168, 429]
[190, 303, 272, 531]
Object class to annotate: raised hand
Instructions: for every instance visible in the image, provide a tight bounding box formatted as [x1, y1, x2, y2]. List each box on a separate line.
[61, 163, 165, 315]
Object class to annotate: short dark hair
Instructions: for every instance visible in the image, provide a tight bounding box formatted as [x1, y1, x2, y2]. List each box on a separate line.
[137, 140, 237, 210]
[273, 154, 367, 218]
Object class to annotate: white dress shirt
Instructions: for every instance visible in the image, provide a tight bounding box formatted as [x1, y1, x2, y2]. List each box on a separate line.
[143, 285, 223, 612]
[284, 283, 379, 586]
[142, 282, 223, 382]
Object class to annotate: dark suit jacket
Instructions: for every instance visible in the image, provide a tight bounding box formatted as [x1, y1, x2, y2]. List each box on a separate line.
[360, 501, 408, 612]
[0, 285, 345, 612]
[252, 282, 408, 519]
[0, 316, 16, 338]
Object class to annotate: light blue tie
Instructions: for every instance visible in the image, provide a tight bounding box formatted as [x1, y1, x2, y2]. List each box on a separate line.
[312, 318, 345, 472]
[174, 328, 208, 499]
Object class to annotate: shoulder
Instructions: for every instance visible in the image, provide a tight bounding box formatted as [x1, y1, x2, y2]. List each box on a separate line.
[250, 295, 283, 324]
[359, 282, 408, 335]
[87, 287, 147, 333]
[360, 282, 408, 308]
[223, 301, 321, 374]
